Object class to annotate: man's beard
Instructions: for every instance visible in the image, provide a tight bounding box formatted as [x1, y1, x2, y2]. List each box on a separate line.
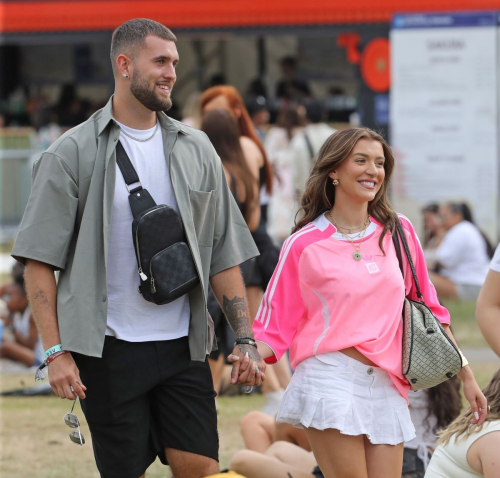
[130, 70, 172, 112]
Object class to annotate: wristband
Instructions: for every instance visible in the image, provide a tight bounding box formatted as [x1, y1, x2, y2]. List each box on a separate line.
[235, 337, 257, 348]
[458, 349, 469, 368]
[35, 350, 69, 382]
[47, 350, 68, 363]
[44, 344, 63, 360]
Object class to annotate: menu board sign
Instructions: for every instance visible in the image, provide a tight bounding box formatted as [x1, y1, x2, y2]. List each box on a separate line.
[390, 12, 499, 241]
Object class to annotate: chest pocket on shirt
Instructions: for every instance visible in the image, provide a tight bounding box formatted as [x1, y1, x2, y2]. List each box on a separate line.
[189, 189, 216, 247]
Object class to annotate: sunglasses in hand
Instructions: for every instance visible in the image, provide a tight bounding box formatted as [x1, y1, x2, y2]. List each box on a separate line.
[64, 397, 85, 446]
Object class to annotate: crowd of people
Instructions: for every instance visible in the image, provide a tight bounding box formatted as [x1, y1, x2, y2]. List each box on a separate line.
[2, 17, 500, 478]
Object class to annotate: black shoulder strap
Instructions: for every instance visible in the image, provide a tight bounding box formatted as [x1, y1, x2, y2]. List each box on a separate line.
[303, 131, 315, 161]
[115, 140, 157, 218]
[392, 217, 423, 300]
[115, 141, 141, 191]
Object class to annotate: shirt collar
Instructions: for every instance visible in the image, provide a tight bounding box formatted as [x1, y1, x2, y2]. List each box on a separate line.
[97, 96, 189, 137]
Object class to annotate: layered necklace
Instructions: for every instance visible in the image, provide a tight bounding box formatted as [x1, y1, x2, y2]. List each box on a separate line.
[328, 212, 371, 261]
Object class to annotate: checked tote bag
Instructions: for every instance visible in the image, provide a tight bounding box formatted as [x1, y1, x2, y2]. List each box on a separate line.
[393, 219, 462, 390]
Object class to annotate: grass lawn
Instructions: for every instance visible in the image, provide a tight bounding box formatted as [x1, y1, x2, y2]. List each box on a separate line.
[0, 300, 498, 477]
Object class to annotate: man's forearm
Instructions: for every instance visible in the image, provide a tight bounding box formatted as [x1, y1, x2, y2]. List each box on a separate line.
[24, 259, 60, 350]
[210, 265, 253, 340]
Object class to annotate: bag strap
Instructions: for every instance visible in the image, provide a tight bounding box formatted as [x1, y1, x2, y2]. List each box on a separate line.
[393, 217, 423, 300]
[303, 131, 315, 161]
[392, 226, 404, 277]
[115, 141, 143, 193]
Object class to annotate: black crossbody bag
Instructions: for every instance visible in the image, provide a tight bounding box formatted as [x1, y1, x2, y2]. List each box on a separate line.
[115, 141, 199, 305]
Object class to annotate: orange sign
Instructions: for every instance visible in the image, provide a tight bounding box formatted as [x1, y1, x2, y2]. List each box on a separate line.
[361, 38, 391, 92]
[2, 1, 500, 33]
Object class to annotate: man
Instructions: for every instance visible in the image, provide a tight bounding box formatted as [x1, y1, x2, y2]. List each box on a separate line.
[12, 19, 265, 478]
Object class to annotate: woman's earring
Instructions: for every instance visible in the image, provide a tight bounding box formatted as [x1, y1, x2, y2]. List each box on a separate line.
[332, 178, 339, 186]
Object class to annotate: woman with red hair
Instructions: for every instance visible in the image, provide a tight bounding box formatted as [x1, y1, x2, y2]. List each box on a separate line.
[202, 86, 290, 414]
[201, 86, 277, 313]
[201, 85, 272, 200]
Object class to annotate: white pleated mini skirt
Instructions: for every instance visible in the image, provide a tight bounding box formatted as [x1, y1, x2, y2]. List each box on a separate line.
[277, 351, 416, 445]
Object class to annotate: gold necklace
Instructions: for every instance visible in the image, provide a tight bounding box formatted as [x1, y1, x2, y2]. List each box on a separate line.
[328, 212, 371, 261]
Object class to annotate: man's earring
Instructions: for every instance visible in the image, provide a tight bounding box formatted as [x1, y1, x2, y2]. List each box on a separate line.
[123, 74, 129, 79]
[332, 178, 339, 186]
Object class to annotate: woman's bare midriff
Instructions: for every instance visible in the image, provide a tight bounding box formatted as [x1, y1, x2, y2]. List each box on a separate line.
[338, 346, 377, 367]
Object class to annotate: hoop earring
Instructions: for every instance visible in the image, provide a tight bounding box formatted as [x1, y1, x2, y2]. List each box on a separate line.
[332, 179, 339, 186]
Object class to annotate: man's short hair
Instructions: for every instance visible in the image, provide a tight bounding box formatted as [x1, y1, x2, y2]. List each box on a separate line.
[110, 18, 177, 75]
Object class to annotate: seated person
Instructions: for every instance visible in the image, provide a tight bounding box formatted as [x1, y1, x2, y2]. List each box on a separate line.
[425, 369, 500, 478]
[240, 410, 311, 453]
[476, 244, 500, 357]
[421, 203, 445, 271]
[0, 276, 44, 367]
[230, 440, 320, 478]
[404, 378, 461, 477]
[429, 203, 492, 301]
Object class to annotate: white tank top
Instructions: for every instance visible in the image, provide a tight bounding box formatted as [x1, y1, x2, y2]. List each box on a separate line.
[425, 420, 500, 477]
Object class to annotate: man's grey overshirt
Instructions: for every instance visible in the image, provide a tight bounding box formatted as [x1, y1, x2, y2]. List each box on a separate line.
[11, 97, 259, 360]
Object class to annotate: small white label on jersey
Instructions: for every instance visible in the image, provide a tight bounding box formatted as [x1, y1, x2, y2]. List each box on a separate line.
[366, 262, 380, 274]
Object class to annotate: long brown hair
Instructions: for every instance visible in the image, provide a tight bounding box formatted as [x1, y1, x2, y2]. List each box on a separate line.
[200, 85, 272, 194]
[438, 368, 500, 446]
[294, 127, 397, 252]
[201, 109, 257, 224]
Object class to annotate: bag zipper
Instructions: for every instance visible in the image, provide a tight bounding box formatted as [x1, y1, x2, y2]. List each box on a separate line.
[134, 206, 170, 282]
[149, 250, 163, 294]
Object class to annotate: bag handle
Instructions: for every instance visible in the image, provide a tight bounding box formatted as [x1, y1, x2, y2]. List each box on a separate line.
[392, 217, 423, 300]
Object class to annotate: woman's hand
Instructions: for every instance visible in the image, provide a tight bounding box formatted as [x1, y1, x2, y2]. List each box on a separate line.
[460, 367, 488, 426]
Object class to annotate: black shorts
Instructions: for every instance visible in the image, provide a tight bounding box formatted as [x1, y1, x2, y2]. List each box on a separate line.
[73, 336, 218, 478]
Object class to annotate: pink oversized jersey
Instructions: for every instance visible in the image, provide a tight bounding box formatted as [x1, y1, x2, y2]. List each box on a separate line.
[253, 213, 450, 401]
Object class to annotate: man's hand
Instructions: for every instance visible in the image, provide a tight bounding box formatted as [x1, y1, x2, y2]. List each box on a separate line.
[49, 352, 87, 400]
[227, 344, 266, 387]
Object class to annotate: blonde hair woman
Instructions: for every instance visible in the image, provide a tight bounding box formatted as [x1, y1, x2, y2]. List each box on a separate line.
[425, 369, 500, 478]
[251, 128, 487, 478]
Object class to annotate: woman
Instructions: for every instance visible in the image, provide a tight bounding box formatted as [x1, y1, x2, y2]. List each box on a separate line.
[229, 380, 462, 478]
[201, 85, 276, 315]
[202, 86, 289, 415]
[201, 109, 260, 395]
[429, 202, 492, 301]
[476, 244, 500, 357]
[265, 104, 304, 245]
[249, 128, 487, 478]
[425, 369, 500, 478]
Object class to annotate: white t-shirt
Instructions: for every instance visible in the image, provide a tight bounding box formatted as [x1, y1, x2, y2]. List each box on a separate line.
[490, 243, 500, 273]
[105, 120, 190, 342]
[436, 221, 490, 286]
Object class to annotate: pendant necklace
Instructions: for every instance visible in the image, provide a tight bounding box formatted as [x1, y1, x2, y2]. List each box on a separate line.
[328, 212, 371, 261]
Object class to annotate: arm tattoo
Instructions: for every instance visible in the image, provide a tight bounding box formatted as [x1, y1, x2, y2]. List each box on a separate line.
[31, 289, 50, 308]
[222, 295, 262, 361]
[222, 295, 251, 337]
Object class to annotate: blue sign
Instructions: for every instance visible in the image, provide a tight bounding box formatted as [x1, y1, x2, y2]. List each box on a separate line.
[392, 11, 497, 29]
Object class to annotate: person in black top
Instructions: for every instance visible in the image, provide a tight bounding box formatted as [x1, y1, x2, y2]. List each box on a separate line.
[201, 108, 261, 396]
[276, 56, 311, 102]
